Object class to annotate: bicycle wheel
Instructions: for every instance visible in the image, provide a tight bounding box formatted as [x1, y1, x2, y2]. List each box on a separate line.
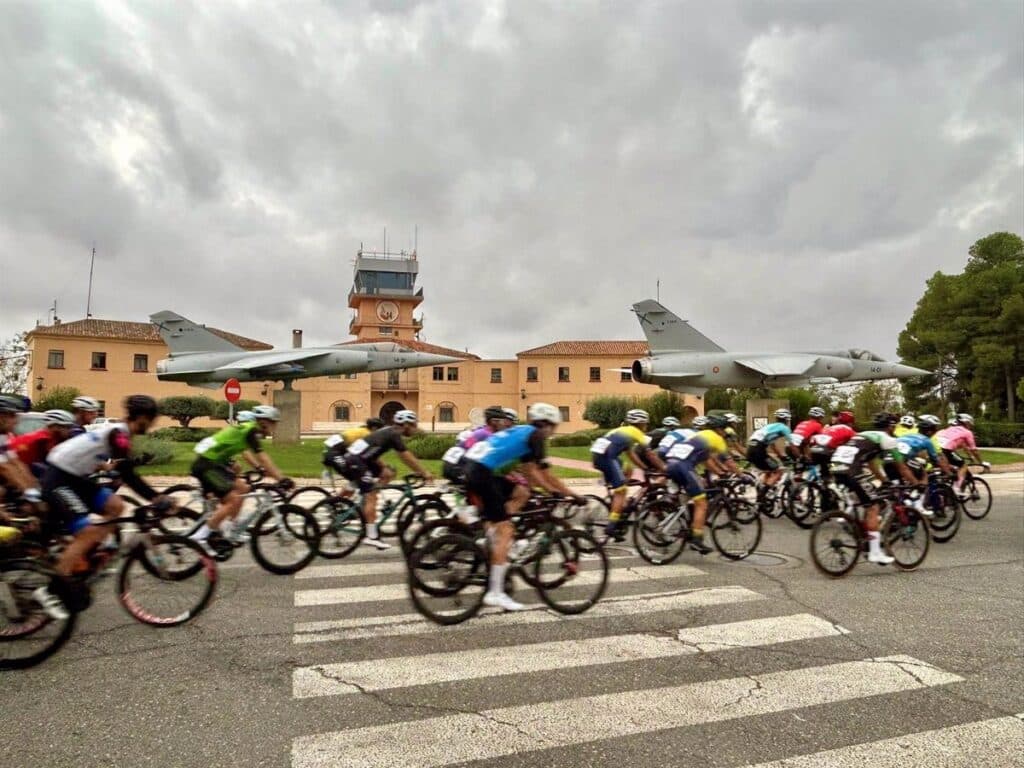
[250, 504, 320, 575]
[928, 487, 962, 544]
[407, 533, 486, 625]
[961, 476, 992, 520]
[787, 482, 821, 529]
[809, 512, 862, 578]
[633, 500, 687, 565]
[710, 498, 762, 560]
[313, 497, 365, 559]
[287, 486, 333, 509]
[159, 484, 206, 535]
[399, 498, 452, 557]
[533, 529, 607, 614]
[884, 511, 930, 571]
[0, 559, 78, 669]
[118, 536, 217, 627]
[578, 494, 611, 545]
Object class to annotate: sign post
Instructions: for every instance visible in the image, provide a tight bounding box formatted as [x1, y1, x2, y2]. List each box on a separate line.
[224, 378, 242, 423]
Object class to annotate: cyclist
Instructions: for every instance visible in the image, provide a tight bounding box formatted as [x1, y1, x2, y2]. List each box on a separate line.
[323, 417, 385, 482]
[789, 407, 827, 461]
[722, 413, 746, 458]
[69, 395, 102, 436]
[646, 416, 681, 451]
[339, 410, 434, 549]
[463, 403, 582, 611]
[747, 408, 793, 508]
[808, 410, 857, 491]
[8, 410, 76, 478]
[188, 405, 293, 552]
[441, 406, 512, 485]
[894, 414, 917, 439]
[829, 413, 921, 565]
[895, 415, 953, 508]
[593, 409, 667, 540]
[935, 414, 989, 496]
[662, 414, 739, 554]
[236, 410, 256, 423]
[0, 395, 41, 505]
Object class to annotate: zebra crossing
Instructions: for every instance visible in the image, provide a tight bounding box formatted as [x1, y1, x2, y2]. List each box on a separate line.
[286, 547, 1023, 767]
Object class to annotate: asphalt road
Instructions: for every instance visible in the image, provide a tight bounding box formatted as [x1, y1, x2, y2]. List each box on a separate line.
[4, 475, 1022, 768]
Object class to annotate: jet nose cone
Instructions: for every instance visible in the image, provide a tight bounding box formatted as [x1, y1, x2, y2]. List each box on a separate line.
[894, 363, 930, 378]
[415, 353, 464, 366]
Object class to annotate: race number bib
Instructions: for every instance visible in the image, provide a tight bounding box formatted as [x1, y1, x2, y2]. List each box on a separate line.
[324, 434, 344, 448]
[590, 437, 612, 455]
[441, 446, 466, 465]
[790, 433, 804, 447]
[749, 427, 767, 443]
[937, 436, 951, 450]
[194, 437, 216, 455]
[896, 442, 913, 456]
[667, 443, 694, 461]
[832, 445, 859, 465]
[465, 441, 492, 461]
[811, 434, 831, 447]
[347, 439, 368, 456]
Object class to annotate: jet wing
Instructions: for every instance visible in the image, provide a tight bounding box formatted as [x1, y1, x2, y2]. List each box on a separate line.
[213, 350, 331, 373]
[734, 356, 817, 377]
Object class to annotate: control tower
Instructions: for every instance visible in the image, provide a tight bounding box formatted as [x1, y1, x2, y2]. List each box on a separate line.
[348, 248, 424, 341]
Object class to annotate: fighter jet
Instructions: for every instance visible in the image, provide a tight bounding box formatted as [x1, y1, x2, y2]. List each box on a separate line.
[150, 310, 461, 386]
[624, 299, 929, 394]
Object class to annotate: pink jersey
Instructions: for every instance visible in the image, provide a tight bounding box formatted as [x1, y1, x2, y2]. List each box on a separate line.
[936, 425, 976, 452]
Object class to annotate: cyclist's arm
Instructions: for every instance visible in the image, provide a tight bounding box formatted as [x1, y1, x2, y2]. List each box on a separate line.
[638, 446, 666, 472]
[0, 457, 37, 493]
[109, 430, 159, 501]
[520, 461, 577, 499]
[396, 450, 432, 482]
[240, 449, 262, 471]
[868, 458, 887, 484]
[707, 455, 737, 476]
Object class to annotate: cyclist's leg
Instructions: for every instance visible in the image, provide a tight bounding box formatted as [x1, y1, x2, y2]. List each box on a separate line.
[595, 455, 628, 534]
[53, 481, 122, 576]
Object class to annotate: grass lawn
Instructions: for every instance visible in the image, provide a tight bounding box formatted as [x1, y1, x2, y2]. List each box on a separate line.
[139, 441, 598, 479]
[978, 449, 1022, 466]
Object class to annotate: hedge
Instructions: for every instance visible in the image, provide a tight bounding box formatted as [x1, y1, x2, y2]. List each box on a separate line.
[130, 436, 177, 466]
[973, 422, 1024, 448]
[149, 426, 218, 443]
[550, 428, 606, 447]
[406, 433, 458, 460]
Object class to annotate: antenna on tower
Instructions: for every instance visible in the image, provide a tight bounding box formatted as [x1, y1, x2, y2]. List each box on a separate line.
[86, 245, 96, 318]
[656, 278, 660, 303]
[414, 225, 418, 255]
[383, 226, 387, 254]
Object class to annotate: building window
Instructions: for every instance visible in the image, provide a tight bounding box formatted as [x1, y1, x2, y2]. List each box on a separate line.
[438, 402, 456, 423]
[432, 366, 444, 381]
[447, 367, 459, 382]
[379, 326, 393, 336]
[558, 406, 570, 423]
[387, 369, 400, 388]
[91, 352, 107, 370]
[526, 367, 538, 383]
[97, 400, 106, 416]
[133, 354, 148, 372]
[490, 368, 502, 384]
[558, 366, 570, 382]
[47, 349, 64, 369]
[620, 368, 632, 382]
[345, 373, 358, 380]
[331, 400, 353, 421]
[589, 366, 601, 383]
[328, 375, 341, 380]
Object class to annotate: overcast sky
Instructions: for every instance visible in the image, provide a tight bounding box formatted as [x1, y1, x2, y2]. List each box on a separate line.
[1, 0, 1021, 361]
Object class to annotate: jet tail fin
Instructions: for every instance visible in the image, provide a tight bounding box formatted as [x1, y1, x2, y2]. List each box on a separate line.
[150, 310, 242, 356]
[631, 300, 725, 354]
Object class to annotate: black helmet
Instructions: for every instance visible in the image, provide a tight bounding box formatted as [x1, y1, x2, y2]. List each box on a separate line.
[365, 417, 385, 430]
[0, 395, 26, 414]
[484, 405, 507, 422]
[706, 415, 728, 430]
[125, 394, 158, 420]
[872, 412, 898, 430]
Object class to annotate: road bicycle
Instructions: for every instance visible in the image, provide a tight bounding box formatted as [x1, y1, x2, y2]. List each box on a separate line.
[959, 464, 993, 520]
[579, 474, 669, 545]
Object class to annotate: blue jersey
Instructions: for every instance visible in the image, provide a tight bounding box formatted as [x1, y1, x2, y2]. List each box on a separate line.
[895, 432, 939, 463]
[465, 425, 544, 472]
[749, 422, 791, 445]
[657, 428, 696, 458]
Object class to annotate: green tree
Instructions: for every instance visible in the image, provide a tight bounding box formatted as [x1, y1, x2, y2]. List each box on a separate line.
[0, 333, 29, 394]
[773, 387, 830, 423]
[31, 386, 81, 412]
[213, 399, 261, 420]
[852, 381, 903, 421]
[582, 396, 633, 428]
[1017, 378, 1024, 404]
[158, 396, 216, 428]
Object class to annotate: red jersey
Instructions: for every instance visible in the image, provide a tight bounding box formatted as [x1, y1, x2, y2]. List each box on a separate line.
[8, 429, 57, 465]
[810, 424, 856, 450]
[790, 419, 824, 448]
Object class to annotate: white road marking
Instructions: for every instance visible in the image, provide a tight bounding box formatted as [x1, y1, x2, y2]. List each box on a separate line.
[292, 613, 846, 698]
[742, 714, 1024, 767]
[296, 552, 635, 580]
[293, 564, 704, 607]
[292, 585, 764, 643]
[291, 655, 962, 768]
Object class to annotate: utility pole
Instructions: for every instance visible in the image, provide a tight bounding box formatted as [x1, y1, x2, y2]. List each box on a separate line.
[86, 246, 96, 318]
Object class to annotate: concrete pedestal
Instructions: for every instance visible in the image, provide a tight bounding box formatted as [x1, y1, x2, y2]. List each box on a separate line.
[745, 398, 789, 436]
[273, 389, 302, 444]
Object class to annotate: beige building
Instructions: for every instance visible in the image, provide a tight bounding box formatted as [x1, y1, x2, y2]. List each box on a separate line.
[25, 250, 701, 432]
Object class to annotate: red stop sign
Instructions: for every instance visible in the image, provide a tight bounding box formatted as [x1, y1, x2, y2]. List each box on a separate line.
[224, 378, 242, 404]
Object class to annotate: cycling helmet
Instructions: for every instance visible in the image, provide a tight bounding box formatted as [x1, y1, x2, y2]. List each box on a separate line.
[0, 395, 25, 414]
[71, 396, 101, 412]
[774, 408, 792, 422]
[952, 413, 975, 427]
[252, 405, 281, 422]
[916, 414, 941, 435]
[808, 407, 827, 420]
[723, 412, 741, 425]
[836, 411, 855, 425]
[484, 405, 507, 423]
[872, 412, 898, 430]
[125, 394, 158, 420]
[527, 402, 561, 425]
[662, 416, 681, 428]
[899, 415, 915, 428]
[44, 409, 75, 426]
[692, 415, 709, 429]
[625, 409, 650, 425]
[502, 408, 519, 423]
[706, 415, 728, 430]
[393, 409, 418, 425]
[236, 410, 256, 423]
[365, 417, 385, 430]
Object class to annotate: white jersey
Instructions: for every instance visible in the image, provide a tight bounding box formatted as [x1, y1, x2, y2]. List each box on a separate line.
[657, 428, 696, 455]
[46, 423, 129, 477]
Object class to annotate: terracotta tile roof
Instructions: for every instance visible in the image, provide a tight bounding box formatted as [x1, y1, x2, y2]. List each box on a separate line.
[337, 338, 479, 360]
[517, 340, 650, 357]
[27, 318, 272, 350]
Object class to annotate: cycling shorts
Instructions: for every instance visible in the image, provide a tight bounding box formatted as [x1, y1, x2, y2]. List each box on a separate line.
[747, 442, 780, 472]
[592, 453, 627, 491]
[441, 459, 467, 486]
[833, 472, 876, 506]
[339, 456, 384, 494]
[464, 462, 516, 522]
[665, 460, 706, 500]
[191, 457, 237, 499]
[41, 466, 113, 535]
[942, 449, 965, 468]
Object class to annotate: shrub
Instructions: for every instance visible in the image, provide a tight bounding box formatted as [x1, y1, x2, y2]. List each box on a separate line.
[31, 386, 81, 413]
[406, 433, 458, 459]
[130, 436, 177, 466]
[550, 428, 606, 447]
[213, 399, 262, 420]
[583, 392, 692, 429]
[972, 421, 1024, 448]
[158, 396, 216, 428]
[150, 426, 218, 443]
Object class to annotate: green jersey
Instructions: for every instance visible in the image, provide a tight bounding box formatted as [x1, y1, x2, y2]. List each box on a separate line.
[194, 422, 262, 464]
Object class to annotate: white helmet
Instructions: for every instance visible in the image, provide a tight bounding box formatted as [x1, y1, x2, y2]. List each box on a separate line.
[236, 410, 256, 423]
[953, 413, 974, 427]
[774, 408, 792, 422]
[393, 409, 418, 425]
[662, 416, 681, 428]
[527, 402, 561, 425]
[723, 412, 741, 425]
[692, 415, 709, 429]
[252, 405, 280, 422]
[809, 407, 827, 420]
[502, 408, 519, 423]
[625, 408, 650, 425]
[44, 409, 75, 426]
[899, 414, 915, 427]
[71, 396, 100, 412]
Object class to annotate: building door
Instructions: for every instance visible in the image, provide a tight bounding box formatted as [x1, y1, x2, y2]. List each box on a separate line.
[379, 400, 405, 424]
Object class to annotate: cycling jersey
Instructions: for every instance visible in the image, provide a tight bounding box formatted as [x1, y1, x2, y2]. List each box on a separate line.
[830, 431, 899, 471]
[894, 433, 939, 464]
[662, 429, 728, 466]
[345, 426, 408, 462]
[324, 427, 372, 472]
[465, 425, 545, 473]
[893, 425, 917, 438]
[194, 422, 262, 464]
[810, 424, 856, 451]
[657, 428, 696, 457]
[935, 426, 976, 452]
[441, 426, 494, 477]
[724, 426, 742, 445]
[646, 427, 670, 450]
[790, 420, 824, 448]
[47, 423, 133, 477]
[749, 422, 791, 446]
[8, 429, 58, 466]
[590, 426, 650, 459]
